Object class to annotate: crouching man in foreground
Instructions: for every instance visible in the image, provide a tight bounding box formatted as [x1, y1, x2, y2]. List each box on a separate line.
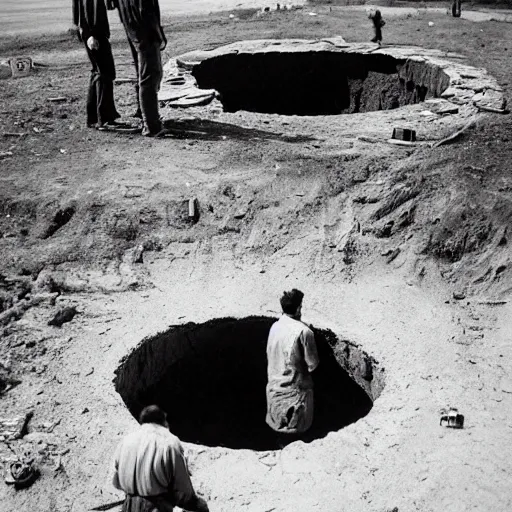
[113, 405, 209, 512]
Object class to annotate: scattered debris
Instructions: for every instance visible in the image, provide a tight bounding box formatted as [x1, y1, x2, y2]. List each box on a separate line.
[0, 411, 33, 441]
[188, 198, 199, 223]
[5, 460, 40, 489]
[123, 245, 144, 265]
[3, 132, 26, 138]
[440, 408, 464, 428]
[48, 306, 77, 327]
[438, 104, 459, 115]
[9, 57, 33, 78]
[90, 499, 125, 511]
[475, 104, 510, 114]
[37, 418, 61, 433]
[358, 135, 381, 144]
[0, 373, 21, 395]
[477, 299, 508, 306]
[432, 119, 476, 148]
[501, 379, 512, 394]
[386, 248, 401, 263]
[234, 210, 247, 219]
[0, 293, 59, 326]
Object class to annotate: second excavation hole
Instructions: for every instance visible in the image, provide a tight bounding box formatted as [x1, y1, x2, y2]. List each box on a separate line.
[114, 316, 383, 451]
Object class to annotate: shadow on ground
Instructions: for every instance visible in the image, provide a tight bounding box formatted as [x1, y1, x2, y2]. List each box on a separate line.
[161, 118, 315, 142]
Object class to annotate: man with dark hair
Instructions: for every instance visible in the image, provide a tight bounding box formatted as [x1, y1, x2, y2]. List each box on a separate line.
[72, 0, 134, 131]
[266, 289, 319, 437]
[114, 0, 167, 136]
[113, 405, 209, 512]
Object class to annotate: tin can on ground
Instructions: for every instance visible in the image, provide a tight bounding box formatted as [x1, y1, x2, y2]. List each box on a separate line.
[9, 57, 33, 78]
[440, 407, 464, 428]
[392, 127, 417, 142]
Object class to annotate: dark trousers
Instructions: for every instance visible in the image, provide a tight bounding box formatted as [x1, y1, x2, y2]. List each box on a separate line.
[128, 39, 163, 135]
[127, 38, 142, 117]
[371, 27, 382, 43]
[85, 37, 120, 126]
[122, 494, 174, 512]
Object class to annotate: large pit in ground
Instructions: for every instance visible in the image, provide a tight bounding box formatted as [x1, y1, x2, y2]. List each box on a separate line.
[114, 316, 384, 451]
[161, 40, 505, 116]
[192, 52, 440, 115]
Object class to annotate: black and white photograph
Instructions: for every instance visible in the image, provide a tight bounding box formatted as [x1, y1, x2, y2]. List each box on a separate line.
[0, 0, 511, 510]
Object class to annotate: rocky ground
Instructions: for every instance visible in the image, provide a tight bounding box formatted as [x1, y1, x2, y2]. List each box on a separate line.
[1, 5, 512, 512]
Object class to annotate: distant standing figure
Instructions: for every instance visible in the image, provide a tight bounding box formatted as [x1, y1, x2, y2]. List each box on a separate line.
[266, 289, 319, 437]
[114, 0, 167, 136]
[72, 0, 121, 129]
[113, 405, 209, 512]
[369, 9, 385, 46]
[452, 0, 462, 17]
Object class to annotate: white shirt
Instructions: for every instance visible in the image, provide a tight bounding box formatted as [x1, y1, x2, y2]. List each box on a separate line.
[267, 314, 319, 391]
[266, 315, 319, 432]
[112, 423, 194, 500]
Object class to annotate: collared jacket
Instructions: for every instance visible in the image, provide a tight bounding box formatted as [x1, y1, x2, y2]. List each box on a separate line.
[72, 0, 111, 40]
[114, 0, 167, 48]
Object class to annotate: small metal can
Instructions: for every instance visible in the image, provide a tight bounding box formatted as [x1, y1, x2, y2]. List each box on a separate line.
[440, 407, 464, 429]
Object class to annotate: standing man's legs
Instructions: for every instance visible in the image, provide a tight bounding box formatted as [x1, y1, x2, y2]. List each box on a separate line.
[86, 56, 100, 127]
[127, 37, 142, 118]
[85, 38, 120, 127]
[134, 41, 163, 136]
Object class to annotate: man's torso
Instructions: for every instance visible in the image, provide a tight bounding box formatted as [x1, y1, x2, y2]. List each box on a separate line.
[114, 424, 178, 497]
[266, 315, 314, 392]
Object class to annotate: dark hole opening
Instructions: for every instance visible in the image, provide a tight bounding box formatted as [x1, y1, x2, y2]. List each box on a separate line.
[192, 52, 445, 116]
[114, 316, 375, 451]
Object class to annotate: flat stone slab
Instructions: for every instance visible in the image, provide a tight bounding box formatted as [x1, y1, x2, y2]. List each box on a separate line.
[159, 57, 216, 108]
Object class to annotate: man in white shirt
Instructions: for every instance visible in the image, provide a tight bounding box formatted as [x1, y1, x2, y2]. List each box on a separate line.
[113, 405, 209, 512]
[266, 289, 320, 437]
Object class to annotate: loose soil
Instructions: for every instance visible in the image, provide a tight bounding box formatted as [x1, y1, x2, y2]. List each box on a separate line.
[1, 5, 512, 512]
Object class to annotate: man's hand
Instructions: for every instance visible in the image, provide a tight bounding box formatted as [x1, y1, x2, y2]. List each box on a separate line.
[182, 495, 209, 512]
[87, 37, 100, 51]
[158, 27, 167, 51]
[195, 496, 209, 512]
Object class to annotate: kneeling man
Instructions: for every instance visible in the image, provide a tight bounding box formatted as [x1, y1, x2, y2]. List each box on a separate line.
[266, 289, 319, 437]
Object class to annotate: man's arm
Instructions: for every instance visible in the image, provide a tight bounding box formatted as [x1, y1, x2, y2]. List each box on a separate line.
[301, 328, 319, 373]
[170, 443, 209, 512]
[140, 0, 166, 48]
[111, 444, 122, 491]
